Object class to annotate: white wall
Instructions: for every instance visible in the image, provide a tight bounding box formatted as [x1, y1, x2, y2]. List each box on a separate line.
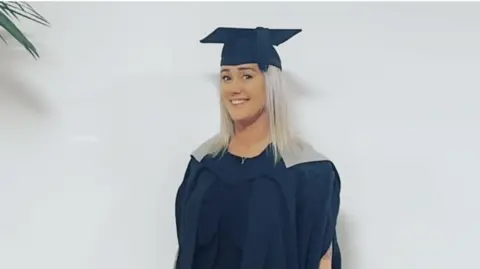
[1, 2, 479, 269]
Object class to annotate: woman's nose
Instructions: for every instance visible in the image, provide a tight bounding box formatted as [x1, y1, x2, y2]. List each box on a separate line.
[227, 79, 244, 94]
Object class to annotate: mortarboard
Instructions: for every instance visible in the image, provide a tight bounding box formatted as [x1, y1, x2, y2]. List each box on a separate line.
[200, 26, 302, 72]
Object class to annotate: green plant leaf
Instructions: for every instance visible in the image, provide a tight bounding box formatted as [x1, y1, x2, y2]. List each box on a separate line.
[0, 33, 6, 43]
[0, 2, 49, 26]
[0, 1, 49, 59]
[0, 10, 39, 58]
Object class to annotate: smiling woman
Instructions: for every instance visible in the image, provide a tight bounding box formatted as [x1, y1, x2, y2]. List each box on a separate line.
[216, 63, 293, 162]
[220, 64, 267, 128]
[174, 26, 342, 269]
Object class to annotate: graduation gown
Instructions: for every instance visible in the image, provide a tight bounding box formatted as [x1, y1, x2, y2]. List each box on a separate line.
[175, 138, 342, 269]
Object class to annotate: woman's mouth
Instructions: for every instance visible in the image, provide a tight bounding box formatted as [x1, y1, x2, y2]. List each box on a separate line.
[230, 99, 249, 105]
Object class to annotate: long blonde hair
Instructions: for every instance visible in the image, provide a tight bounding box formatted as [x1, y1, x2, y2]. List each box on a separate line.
[206, 65, 301, 162]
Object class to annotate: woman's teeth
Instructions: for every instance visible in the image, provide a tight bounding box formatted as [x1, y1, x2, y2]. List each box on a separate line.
[231, 99, 248, 105]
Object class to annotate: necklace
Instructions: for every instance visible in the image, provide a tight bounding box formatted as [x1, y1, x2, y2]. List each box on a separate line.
[241, 157, 247, 164]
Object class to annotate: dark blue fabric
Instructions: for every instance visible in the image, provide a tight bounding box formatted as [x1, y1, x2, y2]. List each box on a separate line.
[175, 146, 342, 269]
[200, 27, 302, 71]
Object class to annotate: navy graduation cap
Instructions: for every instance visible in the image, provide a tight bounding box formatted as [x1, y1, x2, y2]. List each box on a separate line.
[200, 26, 302, 71]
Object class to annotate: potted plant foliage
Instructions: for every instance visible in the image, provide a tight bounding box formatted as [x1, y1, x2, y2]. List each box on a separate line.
[0, 1, 49, 59]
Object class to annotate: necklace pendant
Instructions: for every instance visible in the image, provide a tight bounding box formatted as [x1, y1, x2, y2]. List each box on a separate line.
[241, 158, 246, 164]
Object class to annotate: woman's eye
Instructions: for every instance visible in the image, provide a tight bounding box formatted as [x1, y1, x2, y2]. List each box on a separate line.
[222, 76, 231, 81]
[243, 74, 253, 79]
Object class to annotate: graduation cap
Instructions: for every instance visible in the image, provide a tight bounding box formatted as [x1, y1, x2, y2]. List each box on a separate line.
[200, 26, 302, 72]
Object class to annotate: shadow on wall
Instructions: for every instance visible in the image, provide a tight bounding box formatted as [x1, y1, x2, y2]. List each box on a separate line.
[0, 29, 50, 124]
[337, 210, 357, 268]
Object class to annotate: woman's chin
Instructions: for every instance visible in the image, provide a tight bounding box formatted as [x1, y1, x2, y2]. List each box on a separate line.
[228, 108, 266, 125]
[230, 114, 250, 122]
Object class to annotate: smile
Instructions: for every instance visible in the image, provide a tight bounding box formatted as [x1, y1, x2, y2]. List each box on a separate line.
[230, 99, 249, 105]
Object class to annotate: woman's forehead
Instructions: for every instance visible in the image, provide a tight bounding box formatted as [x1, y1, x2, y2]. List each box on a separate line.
[220, 63, 260, 72]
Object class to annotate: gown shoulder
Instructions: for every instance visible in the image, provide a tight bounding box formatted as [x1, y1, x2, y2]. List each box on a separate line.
[281, 139, 343, 269]
[290, 145, 342, 269]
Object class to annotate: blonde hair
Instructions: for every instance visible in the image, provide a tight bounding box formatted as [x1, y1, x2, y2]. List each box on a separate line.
[205, 65, 301, 163]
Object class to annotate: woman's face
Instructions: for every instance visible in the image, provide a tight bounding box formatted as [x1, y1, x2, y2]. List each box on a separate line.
[220, 63, 267, 123]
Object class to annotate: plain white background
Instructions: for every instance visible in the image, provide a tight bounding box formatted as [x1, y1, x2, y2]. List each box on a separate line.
[1, 2, 479, 269]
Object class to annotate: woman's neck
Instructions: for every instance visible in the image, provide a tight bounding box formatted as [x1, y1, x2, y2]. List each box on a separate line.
[229, 111, 271, 157]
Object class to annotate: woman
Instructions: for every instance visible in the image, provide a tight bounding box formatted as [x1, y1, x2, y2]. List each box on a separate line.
[175, 26, 342, 269]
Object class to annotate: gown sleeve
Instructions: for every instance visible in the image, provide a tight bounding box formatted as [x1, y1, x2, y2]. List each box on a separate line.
[175, 157, 196, 244]
[302, 160, 342, 269]
[174, 158, 197, 269]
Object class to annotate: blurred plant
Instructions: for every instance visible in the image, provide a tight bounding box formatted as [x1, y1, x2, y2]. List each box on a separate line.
[0, 1, 49, 59]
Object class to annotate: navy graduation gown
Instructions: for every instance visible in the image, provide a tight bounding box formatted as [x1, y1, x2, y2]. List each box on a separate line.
[175, 138, 342, 269]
